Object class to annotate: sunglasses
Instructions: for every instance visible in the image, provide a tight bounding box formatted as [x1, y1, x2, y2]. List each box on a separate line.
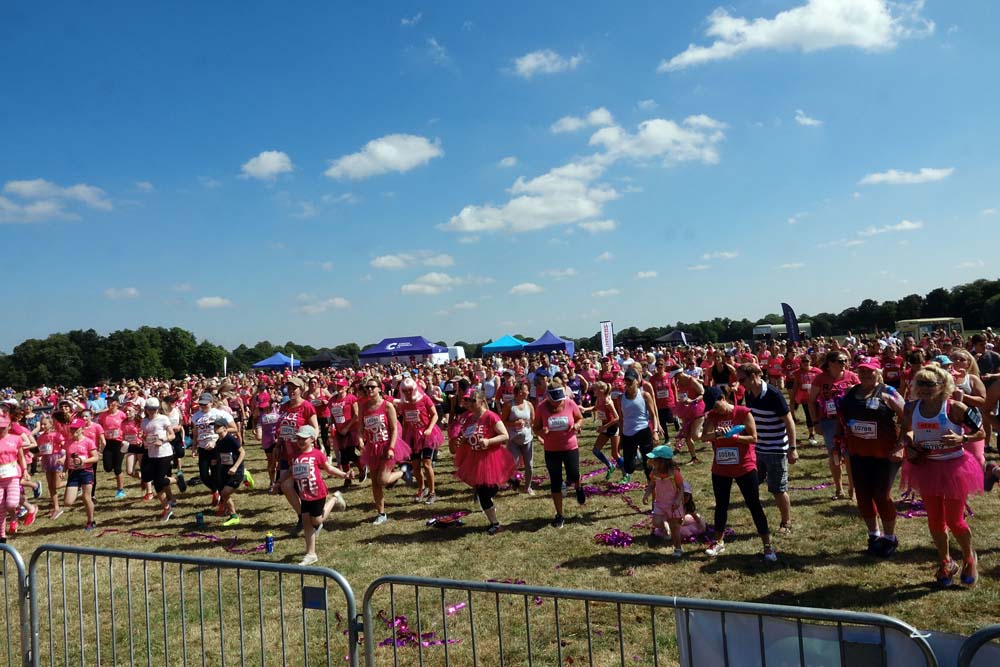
[364, 385, 379, 390]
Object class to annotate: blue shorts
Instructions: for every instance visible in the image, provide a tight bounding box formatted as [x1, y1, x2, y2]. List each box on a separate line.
[66, 468, 95, 488]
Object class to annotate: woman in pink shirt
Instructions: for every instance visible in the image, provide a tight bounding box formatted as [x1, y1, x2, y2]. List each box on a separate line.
[533, 378, 585, 529]
[62, 418, 100, 530]
[0, 414, 28, 543]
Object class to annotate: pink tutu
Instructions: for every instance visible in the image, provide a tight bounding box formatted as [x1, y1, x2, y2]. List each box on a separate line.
[675, 399, 705, 422]
[455, 446, 517, 488]
[964, 439, 986, 468]
[447, 419, 464, 441]
[403, 424, 444, 452]
[360, 438, 412, 471]
[907, 452, 983, 500]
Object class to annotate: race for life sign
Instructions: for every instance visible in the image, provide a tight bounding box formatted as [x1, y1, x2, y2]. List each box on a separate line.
[600, 320, 614, 356]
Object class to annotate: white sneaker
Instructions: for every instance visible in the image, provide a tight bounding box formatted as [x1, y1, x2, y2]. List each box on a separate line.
[706, 541, 726, 557]
[299, 553, 319, 566]
[672, 548, 684, 559]
[372, 513, 388, 525]
[763, 546, 778, 562]
[332, 491, 347, 512]
[808, 437, 818, 446]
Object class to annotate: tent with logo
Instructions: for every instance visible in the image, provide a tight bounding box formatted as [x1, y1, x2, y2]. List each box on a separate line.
[301, 350, 353, 370]
[251, 352, 300, 369]
[359, 336, 450, 365]
[481, 334, 528, 355]
[524, 330, 575, 355]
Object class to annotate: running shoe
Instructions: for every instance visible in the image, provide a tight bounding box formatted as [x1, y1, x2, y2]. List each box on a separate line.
[866, 534, 880, 556]
[620, 474, 631, 484]
[763, 546, 778, 563]
[216, 503, 228, 517]
[32, 481, 41, 499]
[16, 506, 27, 519]
[423, 493, 436, 505]
[875, 536, 898, 558]
[414, 488, 428, 503]
[575, 485, 586, 505]
[672, 548, 684, 559]
[50, 509, 64, 520]
[372, 513, 388, 526]
[115, 489, 126, 500]
[807, 437, 818, 446]
[961, 552, 979, 586]
[299, 554, 319, 566]
[84, 521, 97, 532]
[550, 514, 565, 529]
[604, 465, 616, 481]
[401, 463, 415, 485]
[358, 467, 368, 483]
[160, 507, 174, 523]
[706, 541, 726, 557]
[936, 559, 959, 587]
[486, 523, 502, 536]
[332, 491, 346, 512]
[524, 487, 535, 496]
[985, 463, 998, 492]
[222, 514, 240, 527]
[142, 493, 155, 502]
[243, 470, 255, 490]
[175, 471, 188, 493]
[8, 520, 17, 534]
[24, 508, 37, 527]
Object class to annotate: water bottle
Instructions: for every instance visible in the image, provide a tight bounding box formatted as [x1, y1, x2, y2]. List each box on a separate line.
[195, 512, 204, 527]
[265, 532, 274, 554]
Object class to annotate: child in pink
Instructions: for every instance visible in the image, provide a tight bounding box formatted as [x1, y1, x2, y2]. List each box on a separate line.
[642, 445, 687, 558]
[0, 414, 27, 542]
[35, 416, 66, 518]
[290, 425, 351, 566]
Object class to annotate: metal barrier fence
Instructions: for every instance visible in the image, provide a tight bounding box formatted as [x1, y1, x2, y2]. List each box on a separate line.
[27, 544, 360, 667]
[0, 544, 29, 667]
[958, 624, 1000, 667]
[361, 575, 938, 667]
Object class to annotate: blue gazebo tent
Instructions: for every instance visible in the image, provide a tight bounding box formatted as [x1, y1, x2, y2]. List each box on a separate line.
[251, 352, 300, 369]
[524, 330, 575, 355]
[481, 334, 528, 354]
[359, 336, 447, 359]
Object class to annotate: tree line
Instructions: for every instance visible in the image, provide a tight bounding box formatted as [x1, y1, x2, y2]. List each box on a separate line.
[1, 277, 995, 389]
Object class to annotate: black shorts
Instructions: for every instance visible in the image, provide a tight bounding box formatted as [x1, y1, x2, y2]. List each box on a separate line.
[218, 468, 245, 489]
[103, 440, 125, 475]
[656, 407, 675, 427]
[171, 435, 185, 460]
[340, 445, 360, 467]
[600, 424, 619, 437]
[300, 497, 326, 517]
[127, 444, 144, 455]
[410, 447, 434, 461]
[141, 455, 174, 491]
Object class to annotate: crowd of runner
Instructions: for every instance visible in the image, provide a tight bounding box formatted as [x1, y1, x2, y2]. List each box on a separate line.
[1, 328, 999, 581]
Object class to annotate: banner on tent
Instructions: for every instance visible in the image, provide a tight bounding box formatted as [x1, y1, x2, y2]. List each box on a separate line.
[600, 321, 614, 356]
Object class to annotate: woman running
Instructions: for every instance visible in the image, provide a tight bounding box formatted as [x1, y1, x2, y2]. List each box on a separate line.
[673, 372, 706, 464]
[397, 378, 443, 504]
[454, 390, 514, 534]
[615, 368, 662, 482]
[809, 351, 860, 500]
[533, 377, 585, 528]
[359, 379, 410, 525]
[501, 381, 535, 494]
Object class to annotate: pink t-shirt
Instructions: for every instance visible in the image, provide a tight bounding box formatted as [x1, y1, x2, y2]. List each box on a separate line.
[84, 422, 105, 445]
[0, 433, 22, 478]
[460, 410, 503, 450]
[291, 448, 329, 501]
[398, 394, 436, 433]
[98, 410, 127, 441]
[36, 431, 65, 457]
[328, 394, 357, 432]
[65, 437, 98, 471]
[535, 399, 579, 452]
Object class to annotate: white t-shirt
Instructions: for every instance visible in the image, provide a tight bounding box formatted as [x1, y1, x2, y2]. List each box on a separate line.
[192, 408, 234, 449]
[141, 415, 174, 459]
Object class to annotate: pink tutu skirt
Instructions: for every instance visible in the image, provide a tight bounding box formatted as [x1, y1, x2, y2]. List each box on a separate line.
[403, 424, 444, 452]
[447, 419, 464, 441]
[360, 438, 411, 471]
[964, 439, 986, 468]
[455, 446, 517, 488]
[907, 452, 983, 500]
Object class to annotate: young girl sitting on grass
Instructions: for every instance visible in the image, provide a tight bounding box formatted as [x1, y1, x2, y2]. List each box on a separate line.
[642, 444, 688, 558]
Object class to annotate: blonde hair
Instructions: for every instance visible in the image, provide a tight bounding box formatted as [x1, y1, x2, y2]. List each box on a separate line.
[548, 377, 565, 389]
[948, 349, 981, 377]
[593, 380, 609, 396]
[913, 365, 955, 399]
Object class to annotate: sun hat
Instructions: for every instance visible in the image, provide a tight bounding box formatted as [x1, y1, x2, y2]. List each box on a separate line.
[144, 397, 160, 410]
[295, 425, 318, 439]
[646, 444, 675, 460]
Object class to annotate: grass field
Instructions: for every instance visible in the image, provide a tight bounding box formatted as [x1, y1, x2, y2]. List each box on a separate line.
[4, 417, 1000, 665]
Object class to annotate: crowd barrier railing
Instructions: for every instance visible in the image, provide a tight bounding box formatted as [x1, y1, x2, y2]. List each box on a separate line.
[958, 624, 1000, 667]
[0, 543, 30, 667]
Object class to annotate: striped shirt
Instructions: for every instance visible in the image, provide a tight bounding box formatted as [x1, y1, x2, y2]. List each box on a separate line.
[744, 383, 790, 454]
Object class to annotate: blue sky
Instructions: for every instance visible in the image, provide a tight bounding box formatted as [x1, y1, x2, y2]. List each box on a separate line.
[2, 1, 997, 351]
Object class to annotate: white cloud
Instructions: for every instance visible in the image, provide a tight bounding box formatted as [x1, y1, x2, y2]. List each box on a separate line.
[852, 191, 861, 199]
[196, 296, 232, 309]
[296, 292, 315, 302]
[687, 264, 711, 271]
[371, 251, 455, 270]
[452, 300, 478, 310]
[199, 176, 222, 189]
[135, 181, 155, 193]
[956, 259, 985, 270]
[305, 260, 334, 272]
[510, 282, 544, 295]
[794, 109, 823, 126]
[401, 12, 422, 26]
[498, 156, 518, 168]
[702, 250, 739, 260]
[104, 287, 139, 299]
[787, 212, 807, 225]
[1, 179, 112, 222]
[857, 219, 923, 236]
[818, 238, 866, 248]
[293, 202, 319, 219]
[636, 271, 658, 279]
[777, 263, 805, 270]
[240, 151, 293, 181]
[512, 49, 583, 78]
[540, 267, 578, 280]
[325, 134, 443, 181]
[458, 236, 480, 244]
[595, 251, 614, 262]
[426, 37, 449, 65]
[659, 0, 934, 71]
[551, 107, 614, 134]
[588, 115, 727, 165]
[592, 288, 621, 298]
[322, 192, 358, 205]
[858, 167, 954, 185]
[578, 219, 618, 233]
[296, 296, 350, 315]
[982, 208, 998, 216]
[400, 272, 467, 296]
[637, 99, 658, 111]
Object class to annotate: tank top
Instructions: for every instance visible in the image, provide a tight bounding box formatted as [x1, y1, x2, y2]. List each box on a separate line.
[620, 390, 649, 437]
[954, 372, 972, 394]
[912, 400, 964, 461]
[508, 401, 532, 445]
[362, 401, 390, 448]
[839, 385, 898, 458]
[711, 365, 731, 386]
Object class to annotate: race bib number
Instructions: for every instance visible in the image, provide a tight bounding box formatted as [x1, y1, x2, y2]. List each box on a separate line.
[849, 421, 877, 440]
[219, 453, 234, 466]
[547, 416, 570, 432]
[39, 442, 53, 455]
[404, 410, 420, 424]
[715, 447, 739, 465]
[825, 400, 837, 416]
[0, 462, 19, 478]
[886, 371, 899, 379]
[261, 413, 279, 425]
[292, 462, 310, 479]
[463, 424, 477, 439]
[144, 432, 161, 447]
[677, 392, 688, 402]
[655, 390, 669, 399]
[919, 440, 947, 451]
[331, 405, 345, 424]
[107, 429, 121, 439]
[124, 433, 139, 444]
[279, 424, 296, 438]
[596, 410, 607, 422]
[800, 383, 812, 391]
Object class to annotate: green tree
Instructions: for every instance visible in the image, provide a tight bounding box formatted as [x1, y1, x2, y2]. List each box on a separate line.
[192, 341, 227, 376]
[11, 335, 83, 387]
[922, 288, 952, 318]
[895, 294, 923, 320]
[161, 327, 198, 377]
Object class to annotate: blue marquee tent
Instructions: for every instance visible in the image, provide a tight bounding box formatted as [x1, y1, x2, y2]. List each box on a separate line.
[359, 336, 447, 359]
[524, 330, 575, 355]
[481, 334, 528, 354]
[251, 352, 300, 369]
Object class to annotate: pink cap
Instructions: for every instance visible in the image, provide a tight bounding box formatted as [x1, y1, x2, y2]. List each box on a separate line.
[70, 418, 87, 429]
[335, 378, 349, 387]
[856, 360, 881, 371]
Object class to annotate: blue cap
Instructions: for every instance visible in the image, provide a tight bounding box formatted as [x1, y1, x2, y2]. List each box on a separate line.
[933, 355, 952, 366]
[646, 445, 675, 460]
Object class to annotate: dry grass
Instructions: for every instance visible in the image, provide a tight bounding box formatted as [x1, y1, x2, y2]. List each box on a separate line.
[3, 417, 1000, 665]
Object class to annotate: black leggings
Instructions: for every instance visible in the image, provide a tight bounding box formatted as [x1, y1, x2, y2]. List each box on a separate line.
[796, 403, 814, 429]
[543, 449, 580, 493]
[317, 417, 331, 454]
[475, 485, 499, 510]
[621, 427, 655, 477]
[712, 471, 770, 537]
[103, 440, 124, 475]
[198, 449, 217, 492]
